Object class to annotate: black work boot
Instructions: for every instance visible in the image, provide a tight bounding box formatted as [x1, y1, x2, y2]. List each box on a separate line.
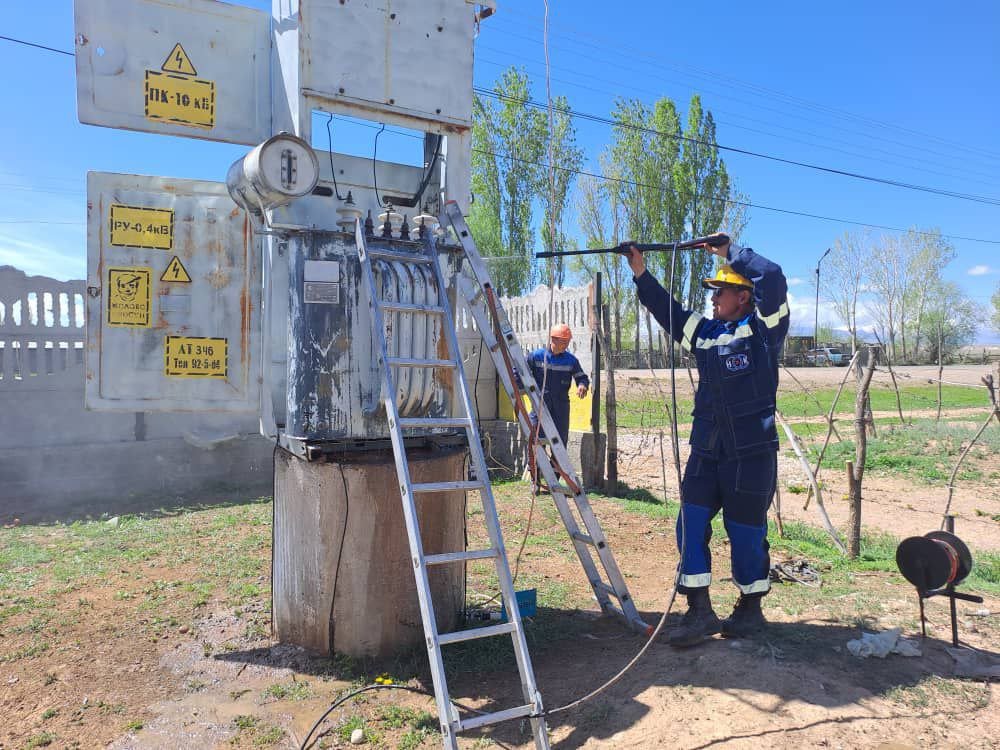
[667, 588, 720, 648]
[720, 594, 767, 638]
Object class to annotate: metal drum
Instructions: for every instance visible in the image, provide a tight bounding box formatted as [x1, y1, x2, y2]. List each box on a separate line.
[896, 530, 973, 592]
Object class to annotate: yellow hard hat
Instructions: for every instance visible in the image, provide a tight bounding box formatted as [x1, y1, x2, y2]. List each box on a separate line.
[702, 264, 752, 290]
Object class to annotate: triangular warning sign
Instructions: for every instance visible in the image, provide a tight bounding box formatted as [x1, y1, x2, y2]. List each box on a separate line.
[161, 43, 197, 76]
[161, 256, 192, 283]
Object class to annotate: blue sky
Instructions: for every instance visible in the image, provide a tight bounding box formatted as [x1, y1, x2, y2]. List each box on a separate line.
[2, 1, 999, 341]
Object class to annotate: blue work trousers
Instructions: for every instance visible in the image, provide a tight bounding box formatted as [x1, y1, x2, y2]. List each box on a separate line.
[676, 450, 776, 597]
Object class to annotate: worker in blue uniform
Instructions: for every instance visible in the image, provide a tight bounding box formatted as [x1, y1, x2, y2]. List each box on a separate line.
[626, 234, 789, 647]
[526, 323, 590, 446]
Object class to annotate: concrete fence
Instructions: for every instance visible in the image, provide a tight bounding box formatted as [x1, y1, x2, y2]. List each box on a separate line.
[0, 265, 273, 524]
[0, 265, 603, 523]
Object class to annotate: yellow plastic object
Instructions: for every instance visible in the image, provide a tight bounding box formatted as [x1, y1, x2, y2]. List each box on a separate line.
[702, 264, 752, 289]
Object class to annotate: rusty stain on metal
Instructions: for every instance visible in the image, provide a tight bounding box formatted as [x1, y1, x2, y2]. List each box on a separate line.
[207, 268, 231, 288]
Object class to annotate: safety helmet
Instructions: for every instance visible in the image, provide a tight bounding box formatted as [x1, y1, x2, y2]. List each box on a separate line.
[549, 323, 572, 340]
[702, 264, 753, 290]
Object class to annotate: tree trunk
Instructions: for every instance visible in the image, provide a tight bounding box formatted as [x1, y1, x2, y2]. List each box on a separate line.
[848, 352, 877, 558]
[633, 297, 641, 368]
[600, 305, 619, 495]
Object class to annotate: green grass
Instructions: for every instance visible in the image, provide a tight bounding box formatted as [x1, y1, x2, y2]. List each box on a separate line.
[0, 498, 273, 643]
[611, 384, 990, 429]
[808, 419, 1000, 483]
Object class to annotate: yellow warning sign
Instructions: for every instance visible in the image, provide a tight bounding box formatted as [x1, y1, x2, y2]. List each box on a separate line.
[107, 267, 152, 328]
[110, 204, 174, 250]
[161, 256, 192, 283]
[144, 71, 215, 129]
[161, 43, 197, 76]
[164, 336, 228, 378]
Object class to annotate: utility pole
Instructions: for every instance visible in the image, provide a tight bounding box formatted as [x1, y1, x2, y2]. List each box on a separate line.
[814, 247, 832, 353]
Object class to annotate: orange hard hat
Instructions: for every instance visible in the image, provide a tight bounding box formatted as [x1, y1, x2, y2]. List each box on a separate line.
[549, 323, 572, 340]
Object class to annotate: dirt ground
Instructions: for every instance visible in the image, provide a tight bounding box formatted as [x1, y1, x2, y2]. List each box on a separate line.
[615, 364, 1000, 552]
[3, 365, 999, 750]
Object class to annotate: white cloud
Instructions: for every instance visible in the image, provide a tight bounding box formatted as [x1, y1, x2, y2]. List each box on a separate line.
[787, 277, 805, 287]
[968, 265, 992, 276]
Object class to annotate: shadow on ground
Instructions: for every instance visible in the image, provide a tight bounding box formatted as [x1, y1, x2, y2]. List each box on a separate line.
[213, 605, 997, 749]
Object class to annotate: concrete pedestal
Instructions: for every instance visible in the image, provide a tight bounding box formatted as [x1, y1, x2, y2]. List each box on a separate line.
[272, 445, 467, 658]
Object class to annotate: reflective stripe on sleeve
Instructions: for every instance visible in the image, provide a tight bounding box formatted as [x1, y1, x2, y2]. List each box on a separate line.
[759, 301, 789, 329]
[696, 323, 753, 349]
[681, 314, 703, 351]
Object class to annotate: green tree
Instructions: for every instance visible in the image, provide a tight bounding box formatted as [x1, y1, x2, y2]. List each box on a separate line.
[467, 68, 546, 295]
[824, 231, 870, 354]
[921, 282, 978, 362]
[992, 282, 1000, 333]
[675, 95, 730, 312]
[538, 96, 584, 288]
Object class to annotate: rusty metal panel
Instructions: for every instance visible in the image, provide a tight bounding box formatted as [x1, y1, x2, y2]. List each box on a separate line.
[85, 172, 260, 412]
[283, 233, 453, 443]
[74, 0, 270, 145]
[299, 0, 475, 130]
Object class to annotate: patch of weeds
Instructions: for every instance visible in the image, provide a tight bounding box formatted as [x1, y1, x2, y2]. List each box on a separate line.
[252, 724, 285, 747]
[229, 689, 252, 701]
[1, 637, 50, 663]
[261, 679, 313, 702]
[785, 483, 808, 495]
[24, 732, 57, 749]
[233, 715, 259, 730]
[337, 715, 380, 744]
[41, 708, 58, 720]
[124, 719, 144, 732]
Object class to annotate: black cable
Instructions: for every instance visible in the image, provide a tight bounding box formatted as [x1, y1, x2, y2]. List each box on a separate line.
[476, 88, 1000, 207]
[325, 114, 1000, 246]
[6, 31, 1000, 208]
[299, 684, 432, 750]
[327, 463, 351, 649]
[373, 123, 387, 209]
[324, 114, 347, 201]
[0, 34, 73, 56]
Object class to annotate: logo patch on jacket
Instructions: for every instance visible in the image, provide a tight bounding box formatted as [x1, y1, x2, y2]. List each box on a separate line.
[724, 353, 750, 372]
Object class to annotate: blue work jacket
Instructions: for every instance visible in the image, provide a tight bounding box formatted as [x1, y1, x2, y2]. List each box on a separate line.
[635, 245, 789, 459]
[526, 348, 590, 408]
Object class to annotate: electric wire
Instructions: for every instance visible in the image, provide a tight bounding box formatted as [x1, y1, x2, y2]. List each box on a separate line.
[324, 114, 347, 201]
[485, 11, 1000, 164]
[324, 113, 1000, 246]
[476, 88, 1000, 207]
[372, 123, 387, 209]
[0, 31, 996, 244]
[473, 51, 1000, 190]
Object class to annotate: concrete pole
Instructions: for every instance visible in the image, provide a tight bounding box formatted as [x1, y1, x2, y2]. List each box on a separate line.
[273, 446, 467, 658]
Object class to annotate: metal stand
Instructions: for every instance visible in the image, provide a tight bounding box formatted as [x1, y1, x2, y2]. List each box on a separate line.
[915, 516, 983, 647]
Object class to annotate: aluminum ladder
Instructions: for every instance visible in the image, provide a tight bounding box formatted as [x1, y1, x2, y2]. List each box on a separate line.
[440, 200, 650, 635]
[355, 221, 550, 750]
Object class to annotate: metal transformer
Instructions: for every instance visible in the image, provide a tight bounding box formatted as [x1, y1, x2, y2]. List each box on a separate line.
[280, 229, 456, 458]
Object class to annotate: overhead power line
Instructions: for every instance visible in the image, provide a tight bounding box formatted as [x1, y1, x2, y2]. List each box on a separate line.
[329, 114, 1000, 246]
[2, 34, 996, 244]
[475, 88, 1000, 207]
[490, 10, 1000, 164]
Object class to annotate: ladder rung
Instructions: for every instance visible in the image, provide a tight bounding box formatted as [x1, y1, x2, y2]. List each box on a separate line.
[437, 622, 516, 646]
[368, 249, 434, 264]
[593, 581, 618, 599]
[425, 549, 496, 566]
[549, 483, 577, 496]
[412, 480, 484, 493]
[387, 357, 457, 368]
[571, 531, 595, 546]
[458, 703, 535, 732]
[380, 301, 445, 314]
[398, 417, 471, 429]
